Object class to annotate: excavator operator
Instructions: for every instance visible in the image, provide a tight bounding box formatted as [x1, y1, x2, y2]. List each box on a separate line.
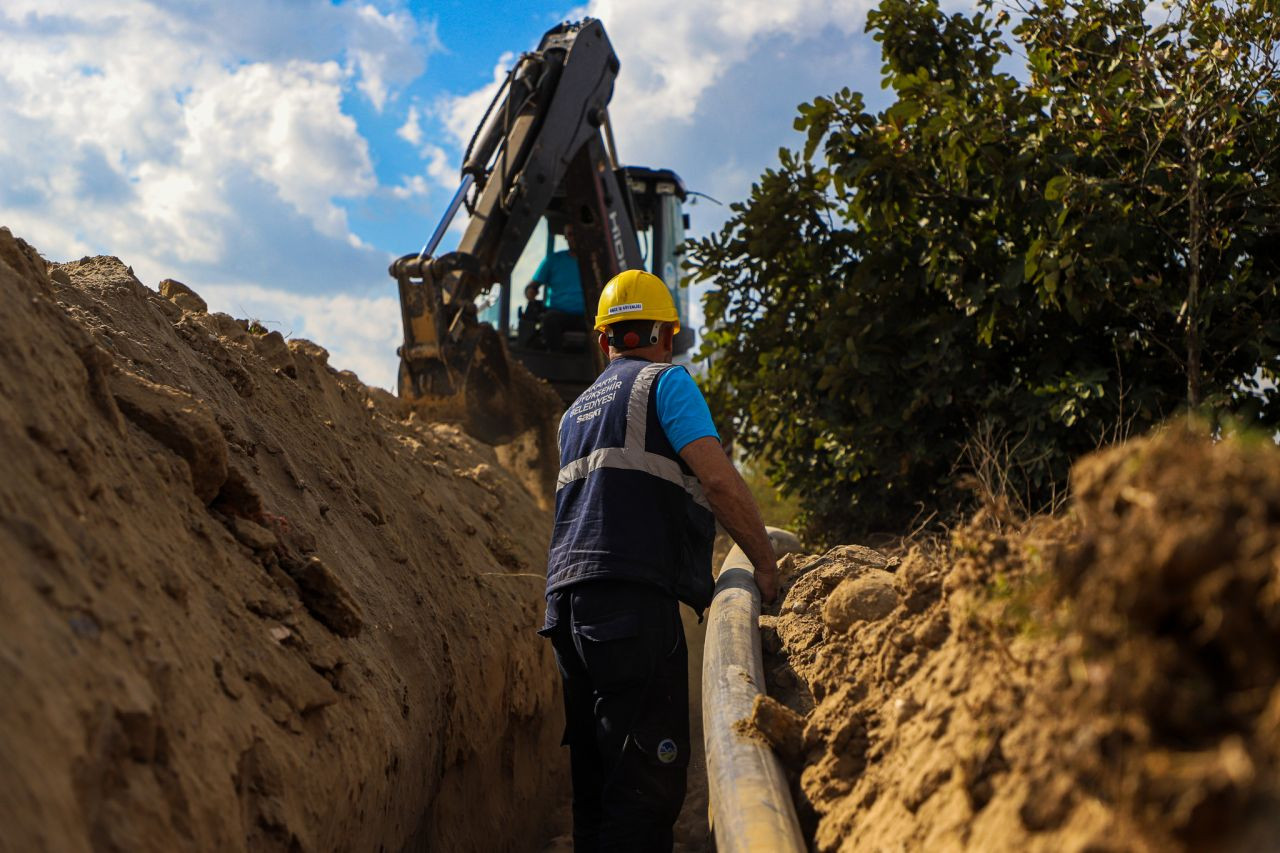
[524, 223, 586, 351]
[538, 269, 780, 851]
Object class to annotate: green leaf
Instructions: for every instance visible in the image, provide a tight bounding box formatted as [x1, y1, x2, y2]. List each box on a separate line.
[1044, 175, 1069, 201]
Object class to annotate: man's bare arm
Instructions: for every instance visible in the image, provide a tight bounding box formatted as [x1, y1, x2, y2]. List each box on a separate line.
[678, 436, 779, 603]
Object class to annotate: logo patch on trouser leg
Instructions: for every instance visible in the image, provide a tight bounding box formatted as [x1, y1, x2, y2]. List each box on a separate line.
[656, 738, 678, 764]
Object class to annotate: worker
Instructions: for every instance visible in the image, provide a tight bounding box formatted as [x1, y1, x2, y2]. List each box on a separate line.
[528, 223, 586, 350]
[539, 269, 780, 852]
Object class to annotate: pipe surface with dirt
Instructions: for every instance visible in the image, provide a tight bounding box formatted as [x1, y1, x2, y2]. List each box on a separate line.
[702, 527, 805, 853]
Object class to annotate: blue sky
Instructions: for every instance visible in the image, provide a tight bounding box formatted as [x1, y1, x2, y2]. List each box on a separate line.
[0, 0, 898, 387]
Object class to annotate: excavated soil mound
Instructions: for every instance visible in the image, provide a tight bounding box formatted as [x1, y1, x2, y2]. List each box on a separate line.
[754, 428, 1280, 851]
[0, 228, 566, 852]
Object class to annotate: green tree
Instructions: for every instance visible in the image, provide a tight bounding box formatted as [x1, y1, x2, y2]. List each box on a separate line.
[691, 0, 1280, 541]
[1019, 0, 1280, 409]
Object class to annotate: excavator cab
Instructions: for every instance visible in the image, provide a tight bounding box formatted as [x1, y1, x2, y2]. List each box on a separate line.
[482, 166, 694, 402]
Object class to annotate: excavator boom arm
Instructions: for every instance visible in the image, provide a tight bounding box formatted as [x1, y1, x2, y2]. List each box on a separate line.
[390, 18, 650, 439]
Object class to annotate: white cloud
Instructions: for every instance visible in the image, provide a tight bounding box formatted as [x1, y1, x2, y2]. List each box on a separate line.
[398, 105, 459, 190]
[398, 104, 426, 147]
[436, 52, 516, 152]
[0, 0, 435, 295]
[570, 0, 869, 143]
[346, 4, 438, 112]
[392, 174, 432, 200]
[422, 143, 456, 189]
[201, 282, 402, 389]
[169, 59, 376, 241]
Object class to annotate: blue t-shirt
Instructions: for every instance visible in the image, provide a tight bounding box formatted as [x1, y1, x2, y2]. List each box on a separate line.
[532, 250, 585, 314]
[655, 366, 719, 453]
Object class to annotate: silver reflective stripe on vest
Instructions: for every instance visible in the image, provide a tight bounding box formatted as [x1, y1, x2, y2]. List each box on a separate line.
[557, 363, 710, 510]
[625, 363, 664, 452]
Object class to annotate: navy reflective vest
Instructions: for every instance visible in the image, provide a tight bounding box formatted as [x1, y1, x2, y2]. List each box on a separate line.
[546, 357, 717, 612]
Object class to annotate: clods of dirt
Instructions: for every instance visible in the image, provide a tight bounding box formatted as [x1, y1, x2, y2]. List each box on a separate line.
[754, 427, 1280, 851]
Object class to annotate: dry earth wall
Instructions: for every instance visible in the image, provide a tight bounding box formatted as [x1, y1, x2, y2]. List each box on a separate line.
[0, 228, 566, 852]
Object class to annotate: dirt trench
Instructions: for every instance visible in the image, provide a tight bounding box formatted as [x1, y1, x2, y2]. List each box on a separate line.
[749, 429, 1280, 851]
[0, 228, 568, 852]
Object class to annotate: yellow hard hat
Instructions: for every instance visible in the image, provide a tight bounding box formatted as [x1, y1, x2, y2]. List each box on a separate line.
[594, 269, 680, 333]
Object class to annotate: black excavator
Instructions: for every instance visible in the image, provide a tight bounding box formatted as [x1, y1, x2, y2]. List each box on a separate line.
[388, 18, 694, 443]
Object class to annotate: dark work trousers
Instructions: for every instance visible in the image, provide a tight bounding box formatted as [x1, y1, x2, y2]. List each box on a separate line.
[540, 309, 581, 351]
[540, 580, 689, 852]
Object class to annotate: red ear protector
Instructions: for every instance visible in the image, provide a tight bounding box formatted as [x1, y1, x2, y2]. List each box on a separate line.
[608, 322, 662, 350]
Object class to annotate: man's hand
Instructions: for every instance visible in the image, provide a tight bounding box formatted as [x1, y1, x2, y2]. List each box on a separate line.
[678, 436, 780, 604]
[755, 560, 780, 605]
